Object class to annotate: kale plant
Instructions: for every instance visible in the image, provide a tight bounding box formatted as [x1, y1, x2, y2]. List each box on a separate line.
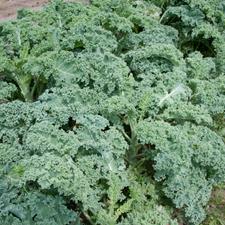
[0, 0, 224, 224]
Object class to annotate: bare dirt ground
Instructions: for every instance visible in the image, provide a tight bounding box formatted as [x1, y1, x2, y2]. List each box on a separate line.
[0, 0, 89, 21]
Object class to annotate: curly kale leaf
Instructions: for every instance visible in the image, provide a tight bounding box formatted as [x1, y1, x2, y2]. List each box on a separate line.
[117, 171, 178, 225]
[7, 114, 128, 214]
[0, 178, 80, 225]
[49, 50, 130, 94]
[0, 81, 17, 101]
[136, 121, 225, 224]
[190, 75, 225, 115]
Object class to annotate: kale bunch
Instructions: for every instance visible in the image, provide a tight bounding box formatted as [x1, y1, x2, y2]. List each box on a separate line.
[0, 0, 224, 224]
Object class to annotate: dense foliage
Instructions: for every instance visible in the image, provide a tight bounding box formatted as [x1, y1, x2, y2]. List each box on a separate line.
[0, 0, 225, 224]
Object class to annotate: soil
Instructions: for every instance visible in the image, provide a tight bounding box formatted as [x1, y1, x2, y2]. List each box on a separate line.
[0, 0, 89, 21]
